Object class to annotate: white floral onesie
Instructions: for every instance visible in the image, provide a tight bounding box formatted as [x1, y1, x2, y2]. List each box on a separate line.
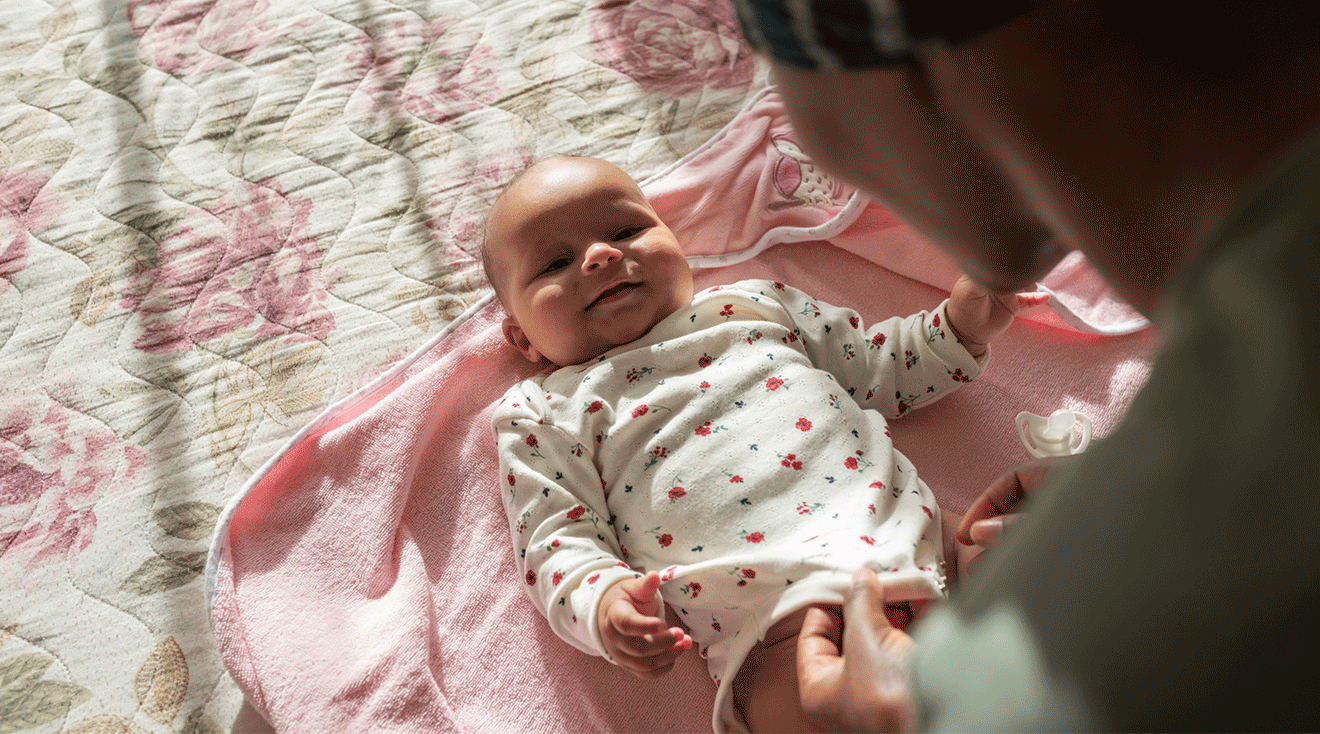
[492, 280, 986, 733]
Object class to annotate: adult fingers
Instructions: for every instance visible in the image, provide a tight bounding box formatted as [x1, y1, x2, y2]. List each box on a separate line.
[956, 456, 1073, 545]
[797, 606, 845, 724]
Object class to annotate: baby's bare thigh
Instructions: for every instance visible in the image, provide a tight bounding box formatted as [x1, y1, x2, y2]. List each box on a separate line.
[732, 607, 832, 734]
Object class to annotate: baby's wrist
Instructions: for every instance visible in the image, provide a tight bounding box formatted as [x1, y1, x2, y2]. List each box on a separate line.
[945, 317, 988, 357]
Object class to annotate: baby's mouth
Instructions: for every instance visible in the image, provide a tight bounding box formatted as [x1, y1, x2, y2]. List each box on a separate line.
[587, 282, 641, 310]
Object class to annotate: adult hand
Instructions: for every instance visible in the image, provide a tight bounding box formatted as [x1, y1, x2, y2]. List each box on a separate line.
[956, 456, 1074, 547]
[597, 571, 691, 678]
[797, 569, 918, 733]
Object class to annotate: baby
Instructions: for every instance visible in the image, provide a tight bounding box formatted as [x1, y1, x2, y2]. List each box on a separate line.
[485, 155, 1046, 733]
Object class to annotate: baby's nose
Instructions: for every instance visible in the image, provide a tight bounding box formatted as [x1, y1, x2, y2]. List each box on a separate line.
[583, 243, 621, 271]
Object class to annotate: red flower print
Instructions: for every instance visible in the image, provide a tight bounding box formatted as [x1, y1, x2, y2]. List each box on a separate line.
[729, 475, 743, 483]
[526, 570, 537, 585]
[632, 404, 649, 418]
[766, 377, 784, 391]
[849, 316, 860, 328]
[870, 481, 884, 490]
[586, 400, 603, 413]
[872, 333, 887, 347]
[696, 422, 711, 436]
[712, 621, 721, 632]
[860, 536, 876, 545]
[720, 304, 734, 316]
[868, 504, 877, 514]
[567, 505, 586, 520]
[774, 281, 785, 289]
[951, 368, 972, 383]
[699, 354, 713, 368]
[744, 531, 764, 543]
[658, 533, 673, 547]
[661, 566, 677, 581]
[700, 381, 711, 389]
[526, 434, 539, 447]
[932, 313, 941, 327]
[922, 506, 934, 519]
[683, 581, 702, 598]
[551, 539, 560, 547]
[588, 573, 600, 584]
[796, 418, 812, 432]
[669, 486, 686, 501]
[742, 569, 756, 579]
[780, 453, 803, 470]
[507, 474, 516, 486]
[552, 571, 563, 586]
[844, 457, 858, 470]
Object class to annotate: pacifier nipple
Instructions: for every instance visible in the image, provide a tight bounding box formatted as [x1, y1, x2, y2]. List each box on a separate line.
[1015, 408, 1092, 458]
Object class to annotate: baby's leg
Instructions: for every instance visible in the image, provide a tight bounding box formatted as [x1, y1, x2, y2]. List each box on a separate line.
[733, 607, 829, 733]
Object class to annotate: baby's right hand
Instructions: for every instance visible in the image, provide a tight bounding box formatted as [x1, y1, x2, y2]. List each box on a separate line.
[598, 571, 692, 678]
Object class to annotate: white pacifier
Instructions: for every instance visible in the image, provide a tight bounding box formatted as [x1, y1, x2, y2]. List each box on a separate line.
[1016, 408, 1092, 458]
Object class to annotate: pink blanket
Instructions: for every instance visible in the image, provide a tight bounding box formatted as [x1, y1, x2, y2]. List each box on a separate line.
[207, 88, 1157, 733]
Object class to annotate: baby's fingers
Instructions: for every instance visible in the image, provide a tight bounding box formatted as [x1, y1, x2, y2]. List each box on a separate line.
[614, 624, 690, 659]
[617, 635, 692, 679]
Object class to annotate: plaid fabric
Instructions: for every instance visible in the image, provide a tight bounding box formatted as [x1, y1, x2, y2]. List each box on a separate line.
[731, 0, 1036, 69]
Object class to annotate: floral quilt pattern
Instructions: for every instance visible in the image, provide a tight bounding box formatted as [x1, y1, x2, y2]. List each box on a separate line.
[0, 0, 766, 730]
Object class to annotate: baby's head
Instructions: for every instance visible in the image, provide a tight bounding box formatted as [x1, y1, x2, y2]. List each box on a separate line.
[482, 155, 693, 366]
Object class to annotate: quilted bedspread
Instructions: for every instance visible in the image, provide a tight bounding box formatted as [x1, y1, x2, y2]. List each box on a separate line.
[0, 1, 768, 730]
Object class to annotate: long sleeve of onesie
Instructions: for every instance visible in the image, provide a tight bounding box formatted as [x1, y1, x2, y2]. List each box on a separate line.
[493, 389, 640, 660]
[732, 281, 985, 417]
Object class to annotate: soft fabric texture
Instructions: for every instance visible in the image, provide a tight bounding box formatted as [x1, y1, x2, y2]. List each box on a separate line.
[497, 281, 982, 733]
[208, 88, 1158, 733]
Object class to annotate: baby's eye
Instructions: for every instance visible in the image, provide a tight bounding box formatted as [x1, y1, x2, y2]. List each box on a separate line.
[612, 225, 645, 242]
[540, 257, 572, 275]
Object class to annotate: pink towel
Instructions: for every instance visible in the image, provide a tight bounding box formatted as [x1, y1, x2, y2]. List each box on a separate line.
[208, 88, 1157, 733]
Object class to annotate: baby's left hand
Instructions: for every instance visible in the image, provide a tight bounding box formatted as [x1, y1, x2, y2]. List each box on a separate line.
[945, 275, 1052, 356]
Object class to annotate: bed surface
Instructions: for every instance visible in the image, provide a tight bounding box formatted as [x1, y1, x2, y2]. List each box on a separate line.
[0, 0, 767, 730]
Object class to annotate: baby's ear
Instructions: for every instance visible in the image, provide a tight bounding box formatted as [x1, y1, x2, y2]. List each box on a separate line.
[502, 317, 544, 363]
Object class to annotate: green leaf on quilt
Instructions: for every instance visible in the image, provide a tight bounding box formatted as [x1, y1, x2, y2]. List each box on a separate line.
[154, 502, 221, 541]
[120, 551, 208, 595]
[0, 653, 92, 734]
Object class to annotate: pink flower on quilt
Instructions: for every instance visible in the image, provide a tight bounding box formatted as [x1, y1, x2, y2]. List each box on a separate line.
[128, 0, 314, 78]
[765, 377, 784, 391]
[668, 486, 686, 501]
[121, 179, 336, 353]
[632, 404, 649, 418]
[584, 0, 756, 96]
[400, 19, 504, 127]
[796, 418, 812, 432]
[1, 166, 63, 296]
[0, 389, 146, 580]
[566, 505, 586, 521]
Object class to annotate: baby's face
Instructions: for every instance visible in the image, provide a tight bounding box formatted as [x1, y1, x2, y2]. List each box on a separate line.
[487, 156, 693, 366]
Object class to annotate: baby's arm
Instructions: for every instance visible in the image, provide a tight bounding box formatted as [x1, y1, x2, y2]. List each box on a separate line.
[944, 275, 1052, 357]
[597, 572, 692, 678]
[493, 385, 642, 660]
[761, 281, 985, 418]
